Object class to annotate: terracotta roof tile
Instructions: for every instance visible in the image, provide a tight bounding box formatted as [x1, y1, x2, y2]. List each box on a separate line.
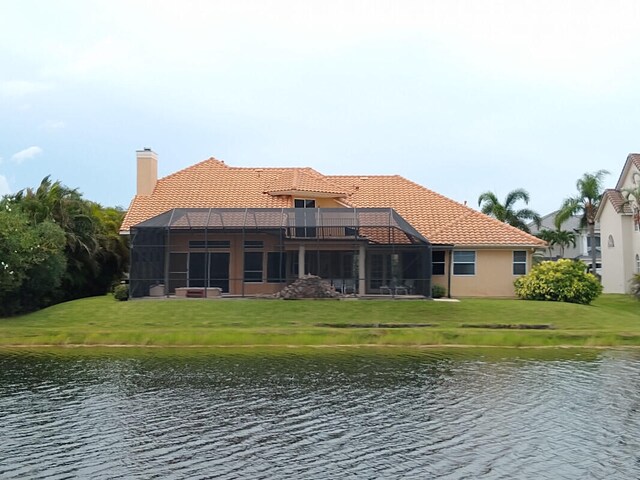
[330, 175, 545, 246]
[602, 189, 633, 214]
[629, 153, 640, 171]
[121, 157, 546, 247]
[265, 169, 347, 196]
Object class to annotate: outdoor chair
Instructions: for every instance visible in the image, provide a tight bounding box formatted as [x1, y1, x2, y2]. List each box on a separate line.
[343, 279, 356, 294]
[398, 279, 414, 295]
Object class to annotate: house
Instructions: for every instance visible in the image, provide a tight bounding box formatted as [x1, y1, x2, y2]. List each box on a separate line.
[529, 211, 601, 273]
[120, 149, 546, 298]
[596, 153, 640, 293]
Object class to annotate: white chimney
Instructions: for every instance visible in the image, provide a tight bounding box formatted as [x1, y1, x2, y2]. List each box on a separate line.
[136, 148, 157, 195]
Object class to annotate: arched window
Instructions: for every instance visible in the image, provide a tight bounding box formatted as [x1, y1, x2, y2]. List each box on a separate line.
[608, 235, 615, 248]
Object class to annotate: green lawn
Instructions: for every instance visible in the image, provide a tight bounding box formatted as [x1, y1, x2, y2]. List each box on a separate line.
[0, 295, 637, 348]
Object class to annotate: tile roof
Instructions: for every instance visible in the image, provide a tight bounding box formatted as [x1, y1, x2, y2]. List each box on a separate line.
[265, 169, 347, 196]
[614, 153, 640, 189]
[601, 189, 633, 215]
[121, 157, 546, 247]
[329, 175, 545, 246]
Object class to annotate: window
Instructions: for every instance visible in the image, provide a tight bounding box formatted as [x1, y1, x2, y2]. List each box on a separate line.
[453, 251, 475, 275]
[432, 251, 445, 275]
[513, 251, 527, 275]
[294, 199, 317, 237]
[608, 235, 615, 248]
[244, 252, 263, 282]
[587, 235, 601, 253]
[294, 199, 316, 208]
[189, 240, 230, 249]
[636, 254, 640, 274]
[244, 240, 264, 249]
[267, 252, 286, 282]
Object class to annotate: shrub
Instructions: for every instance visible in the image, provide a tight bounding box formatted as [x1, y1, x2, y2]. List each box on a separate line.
[514, 259, 602, 305]
[432, 284, 446, 298]
[631, 274, 640, 300]
[113, 284, 129, 301]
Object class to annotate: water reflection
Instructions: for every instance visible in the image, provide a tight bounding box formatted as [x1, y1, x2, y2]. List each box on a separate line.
[0, 349, 639, 479]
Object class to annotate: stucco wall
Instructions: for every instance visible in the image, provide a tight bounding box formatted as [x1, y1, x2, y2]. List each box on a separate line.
[599, 160, 640, 293]
[599, 201, 630, 293]
[432, 248, 532, 298]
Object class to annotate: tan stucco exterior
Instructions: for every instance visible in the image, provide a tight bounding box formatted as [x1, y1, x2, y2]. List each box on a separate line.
[432, 248, 533, 298]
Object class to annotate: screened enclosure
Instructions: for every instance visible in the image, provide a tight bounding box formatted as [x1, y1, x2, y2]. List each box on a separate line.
[128, 208, 432, 298]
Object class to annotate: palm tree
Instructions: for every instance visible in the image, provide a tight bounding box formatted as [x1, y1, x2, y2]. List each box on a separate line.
[551, 229, 577, 258]
[536, 228, 577, 258]
[535, 229, 556, 258]
[621, 172, 640, 231]
[477, 189, 541, 233]
[556, 169, 609, 276]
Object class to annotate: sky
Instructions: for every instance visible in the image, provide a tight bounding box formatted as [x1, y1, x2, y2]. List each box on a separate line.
[2, 0, 640, 215]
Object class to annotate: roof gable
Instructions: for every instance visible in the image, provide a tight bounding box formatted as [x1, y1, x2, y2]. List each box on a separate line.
[265, 169, 347, 197]
[615, 153, 640, 190]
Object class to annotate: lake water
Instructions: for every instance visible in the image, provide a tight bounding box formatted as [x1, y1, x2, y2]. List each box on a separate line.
[1, 348, 639, 479]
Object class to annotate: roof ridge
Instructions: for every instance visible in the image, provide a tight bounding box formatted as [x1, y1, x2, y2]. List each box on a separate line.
[161, 157, 228, 182]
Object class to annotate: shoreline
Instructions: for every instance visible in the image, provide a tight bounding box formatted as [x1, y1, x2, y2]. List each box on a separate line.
[1, 343, 639, 350]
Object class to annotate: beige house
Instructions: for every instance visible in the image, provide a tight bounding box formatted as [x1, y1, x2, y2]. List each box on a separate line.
[597, 154, 640, 293]
[120, 149, 545, 298]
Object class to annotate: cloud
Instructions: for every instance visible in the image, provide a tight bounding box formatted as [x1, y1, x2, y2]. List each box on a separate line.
[11, 146, 43, 164]
[0, 175, 10, 196]
[0, 80, 51, 97]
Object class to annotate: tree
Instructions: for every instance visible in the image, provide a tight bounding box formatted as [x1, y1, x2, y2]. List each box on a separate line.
[6, 176, 129, 306]
[621, 172, 640, 231]
[536, 228, 577, 258]
[477, 188, 541, 233]
[631, 274, 640, 300]
[0, 200, 66, 315]
[556, 170, 609, 276]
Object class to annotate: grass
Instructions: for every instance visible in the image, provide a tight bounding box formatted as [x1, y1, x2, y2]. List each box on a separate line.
[0, 294, 637, 348]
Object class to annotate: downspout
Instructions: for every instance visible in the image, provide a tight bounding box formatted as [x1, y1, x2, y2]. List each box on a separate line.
[205, 208, 211, 298]
[242, 208, 247, 298]
[447, 249, 453, 299]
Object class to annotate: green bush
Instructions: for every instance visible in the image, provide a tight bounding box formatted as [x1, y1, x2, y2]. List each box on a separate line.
[631, 274, 640, 300]
[113, 284, 129, 301]
[514, 259, 602, 305]
[431, 284, 446, 298]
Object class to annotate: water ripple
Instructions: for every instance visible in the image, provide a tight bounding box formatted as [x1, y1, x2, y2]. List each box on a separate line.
[1, 349, 640, 479]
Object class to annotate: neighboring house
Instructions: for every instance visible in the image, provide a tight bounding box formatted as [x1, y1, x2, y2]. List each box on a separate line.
[596, 153, 640, 293]
[529, 211, 601, 272]
[120, 149, 546, 298]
